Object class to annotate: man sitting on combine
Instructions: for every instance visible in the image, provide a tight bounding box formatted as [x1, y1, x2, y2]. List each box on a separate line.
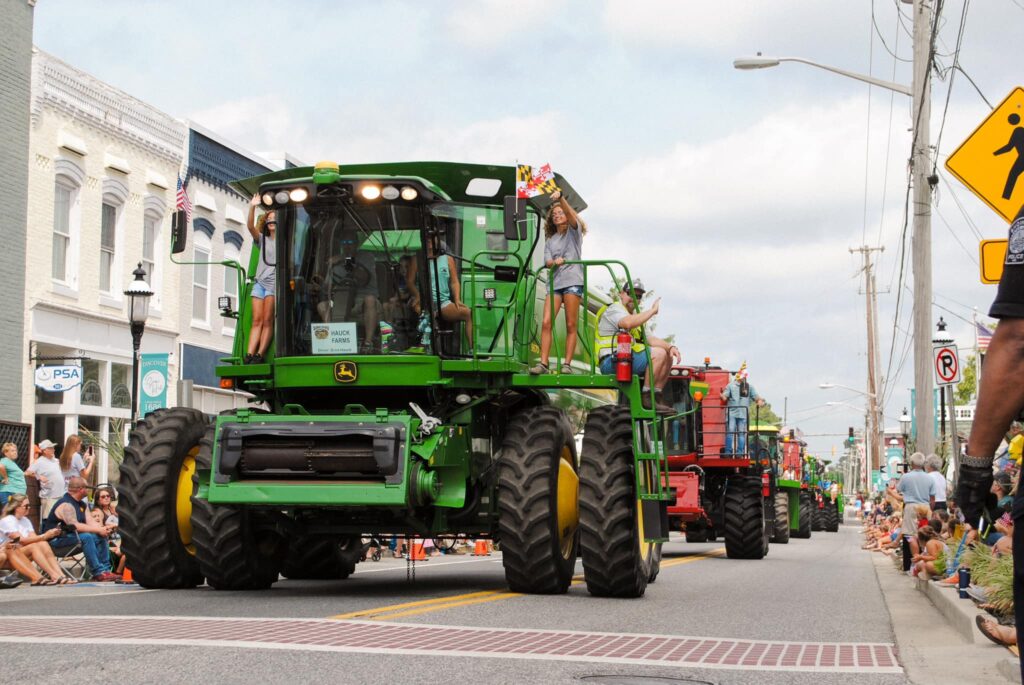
[318, 229, 381, 353]
[595, 279, 679, 411]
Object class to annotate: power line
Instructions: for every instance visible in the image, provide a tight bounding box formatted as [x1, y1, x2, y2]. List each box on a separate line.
[933, 203, 979, 264]
[873, 0, 912, 62]
[938, 171, 984, 239]
[876, 3, 903, 247]
[932, 0, 970, 176]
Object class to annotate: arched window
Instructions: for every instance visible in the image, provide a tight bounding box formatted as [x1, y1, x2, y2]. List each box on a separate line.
[100, 177, 129, 296]
[142, 195, 167, 311]
[192, 231, 212, 326]
[52, 158, 85, 290]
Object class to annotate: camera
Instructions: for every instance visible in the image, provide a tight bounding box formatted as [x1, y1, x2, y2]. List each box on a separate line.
[57, 521, 76, 535]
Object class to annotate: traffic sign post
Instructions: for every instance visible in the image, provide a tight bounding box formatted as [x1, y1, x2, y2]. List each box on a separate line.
[945, 87, 1024, 224]
[933, 343, 961, 387]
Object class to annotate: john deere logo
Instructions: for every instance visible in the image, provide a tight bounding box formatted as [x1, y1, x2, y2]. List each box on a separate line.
[334, 361, 358, 383]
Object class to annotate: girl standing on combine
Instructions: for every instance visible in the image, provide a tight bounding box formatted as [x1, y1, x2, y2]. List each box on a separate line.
[530, 190, 587, 375]
[246, 195, 276, 364]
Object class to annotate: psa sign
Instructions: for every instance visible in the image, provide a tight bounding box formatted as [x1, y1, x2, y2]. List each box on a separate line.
[34, 365, 82, 393]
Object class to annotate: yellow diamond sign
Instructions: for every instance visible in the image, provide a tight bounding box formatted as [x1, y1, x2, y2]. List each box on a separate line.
[945, 87, 1024, 223]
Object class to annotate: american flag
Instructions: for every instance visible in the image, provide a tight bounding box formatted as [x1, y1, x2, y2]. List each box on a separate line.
[176, 175, 192, 223]
[977, 321, 993, 352]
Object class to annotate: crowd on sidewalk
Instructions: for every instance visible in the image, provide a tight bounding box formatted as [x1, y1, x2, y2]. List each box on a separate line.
[859, 446, 1020, 654]
[0, 438, 126, 588]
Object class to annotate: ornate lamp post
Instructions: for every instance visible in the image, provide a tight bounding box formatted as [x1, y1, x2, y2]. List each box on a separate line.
[124, 262, 153, 427]
[899, 407, 912, 467]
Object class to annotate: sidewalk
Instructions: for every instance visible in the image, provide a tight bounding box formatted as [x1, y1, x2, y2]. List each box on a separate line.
[871, 541, 1018, 684]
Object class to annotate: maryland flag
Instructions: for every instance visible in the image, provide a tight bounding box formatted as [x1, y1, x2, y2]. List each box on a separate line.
[516, 163, 559, 199]
[734, 361, 748, 381]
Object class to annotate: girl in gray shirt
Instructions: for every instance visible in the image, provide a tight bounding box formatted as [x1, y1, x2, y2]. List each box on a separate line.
[530, 190, 587, 375]
[245, 196, 276, 364]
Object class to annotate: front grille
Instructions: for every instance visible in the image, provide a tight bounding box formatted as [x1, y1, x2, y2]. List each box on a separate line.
[216, 422, 405, 484]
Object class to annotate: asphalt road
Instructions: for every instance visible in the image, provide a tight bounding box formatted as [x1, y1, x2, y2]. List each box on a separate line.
[1, 525, 909, 684]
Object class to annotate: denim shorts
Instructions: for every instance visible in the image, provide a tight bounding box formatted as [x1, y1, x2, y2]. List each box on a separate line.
[599, 353, 648, 376]
[252, 282, 272, 299]
[553, 285, 584, 297]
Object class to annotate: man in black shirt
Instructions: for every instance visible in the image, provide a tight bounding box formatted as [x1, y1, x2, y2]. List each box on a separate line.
[957, 204, 1024, 680]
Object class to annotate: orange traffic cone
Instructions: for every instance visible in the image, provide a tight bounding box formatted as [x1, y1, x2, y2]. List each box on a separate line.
[473, 540, 490, 556]
[116, 567, 135, 584]
[410, 543, 427, 561]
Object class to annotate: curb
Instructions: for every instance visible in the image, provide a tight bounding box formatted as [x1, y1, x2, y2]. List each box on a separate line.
[913, 577, 986, 645]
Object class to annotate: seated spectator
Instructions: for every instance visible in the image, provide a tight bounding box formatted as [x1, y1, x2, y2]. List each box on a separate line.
[41, 476, 119, 582]
[0, 494, 70, 584]
[0, 541, 51, 586]
[976, 615, 1017, 647]
[911, 525, 948, 579]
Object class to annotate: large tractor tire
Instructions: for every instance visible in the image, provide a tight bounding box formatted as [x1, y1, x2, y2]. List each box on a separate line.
[823, 500, 840, 532]
[281, 536, 361, 580]
[811, 499, 825, 532]
[579, 406, 655, 598]
[771, 491, 790, 544]
[793, 492, 813, 539]
[119, 408, 209, 589]
[191, 425, 286, 591]
[723, 475, 769, 559]
[496, 405, 579, 594]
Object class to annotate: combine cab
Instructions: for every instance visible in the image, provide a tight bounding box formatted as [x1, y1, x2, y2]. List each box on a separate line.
[663, 362, 772, 559]
[118, 161, 672, 597]
[777, 430, 814, 539]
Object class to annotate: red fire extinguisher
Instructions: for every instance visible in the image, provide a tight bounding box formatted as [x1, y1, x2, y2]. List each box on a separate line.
[615, 329, 633, 382]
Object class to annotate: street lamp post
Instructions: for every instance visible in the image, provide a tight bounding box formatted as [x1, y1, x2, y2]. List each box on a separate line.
[124, 263, 153, 428]
[900, 407, 911, 468]
[736, 0, 936, 457]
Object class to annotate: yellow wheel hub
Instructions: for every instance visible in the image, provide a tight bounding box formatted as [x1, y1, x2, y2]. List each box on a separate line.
[176, 447, 198, 555]
[556, 445, 579, 559]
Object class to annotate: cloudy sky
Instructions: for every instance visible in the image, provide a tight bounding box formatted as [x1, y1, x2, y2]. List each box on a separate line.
[33, 0, 1024, 458]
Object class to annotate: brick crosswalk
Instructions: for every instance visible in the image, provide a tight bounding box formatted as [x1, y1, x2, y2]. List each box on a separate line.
[4, 616, 901, 673]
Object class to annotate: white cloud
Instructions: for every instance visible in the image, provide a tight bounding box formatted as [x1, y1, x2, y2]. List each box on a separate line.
[445, 0, 559, 50]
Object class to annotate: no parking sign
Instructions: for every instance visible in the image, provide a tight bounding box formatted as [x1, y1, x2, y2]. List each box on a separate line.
[933, 344, 961, 387]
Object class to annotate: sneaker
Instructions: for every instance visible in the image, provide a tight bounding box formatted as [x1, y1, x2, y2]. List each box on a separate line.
[243, 354, 254, 364]
[94, 572, 121, 583]
[528, 362, 550, 375]
[251, 353, 264, 364]
[560, 364, 573, 375]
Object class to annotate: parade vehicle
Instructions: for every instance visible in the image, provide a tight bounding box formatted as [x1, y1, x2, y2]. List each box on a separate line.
[661, 362, 774, 559]
[118, 160, 673, 597]
[806, 455, 841, 533]
[777, 430, 815, 539]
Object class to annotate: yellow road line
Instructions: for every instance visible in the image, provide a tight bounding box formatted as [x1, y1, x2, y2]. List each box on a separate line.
[331, 548, 724, 622]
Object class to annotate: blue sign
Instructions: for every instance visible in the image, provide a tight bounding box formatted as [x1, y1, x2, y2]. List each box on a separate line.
[34, 365, 82, 392]
[139, 353, 169, 415]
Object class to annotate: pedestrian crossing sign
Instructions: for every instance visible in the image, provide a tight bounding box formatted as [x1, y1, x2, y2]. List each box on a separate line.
[945, 87, 1024, 224]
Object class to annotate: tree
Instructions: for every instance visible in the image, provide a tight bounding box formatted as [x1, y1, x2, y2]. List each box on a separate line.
[955, 352, 977, 405]
[750, 400, 783, 427]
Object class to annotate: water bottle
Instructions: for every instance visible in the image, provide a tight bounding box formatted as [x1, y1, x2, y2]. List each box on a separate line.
[958, 568, 970, 599]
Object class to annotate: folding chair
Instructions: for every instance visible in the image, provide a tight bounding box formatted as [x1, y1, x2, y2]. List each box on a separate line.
[49, 531, 90, 581]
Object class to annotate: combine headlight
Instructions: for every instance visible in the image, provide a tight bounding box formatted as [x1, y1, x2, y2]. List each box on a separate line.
[361, 185, 381, 200]
[274, 190, 290, 204]
[261, 192, 274, 206]
[381, 185, 400, 200]
[400, 186, 418, 201]
[289, 187, 309, 203]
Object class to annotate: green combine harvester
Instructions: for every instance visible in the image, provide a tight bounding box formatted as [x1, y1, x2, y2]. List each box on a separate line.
[118, 161, 673, 597]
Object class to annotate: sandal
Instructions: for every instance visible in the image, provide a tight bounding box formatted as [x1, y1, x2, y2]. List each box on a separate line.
[31, 577, 57, 586]
[56, 576, 77, 585]
[976, 615, 1016, 646]
[528, 362, 549, 375]
[560, 364, 573, 375]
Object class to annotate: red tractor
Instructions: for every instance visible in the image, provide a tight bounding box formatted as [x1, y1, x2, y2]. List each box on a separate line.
[661, 360, 773, 559]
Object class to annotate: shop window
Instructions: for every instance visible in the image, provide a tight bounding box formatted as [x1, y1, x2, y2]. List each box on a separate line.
[99, 202, 117, 293]
[52, 182, 73, 281]
[34, 415, 65, 453]
[81, 359, 102, 407]
[111, 363, 131, 409]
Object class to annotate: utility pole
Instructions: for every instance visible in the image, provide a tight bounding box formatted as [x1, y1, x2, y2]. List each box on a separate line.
[851, 245, 884, 492]
[907, 0, 936, 455]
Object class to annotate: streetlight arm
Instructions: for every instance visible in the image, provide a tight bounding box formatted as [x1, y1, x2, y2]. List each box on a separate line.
[734, 56, 912, 97]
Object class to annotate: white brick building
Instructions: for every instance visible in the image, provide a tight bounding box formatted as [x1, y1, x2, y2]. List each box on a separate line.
[23, 49, 186, 483]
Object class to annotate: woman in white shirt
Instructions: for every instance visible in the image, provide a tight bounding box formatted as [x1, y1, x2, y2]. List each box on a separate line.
[0, 494, 72, 583]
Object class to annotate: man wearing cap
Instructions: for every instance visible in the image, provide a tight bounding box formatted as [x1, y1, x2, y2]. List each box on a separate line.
[594, 279, 679, 410]
[719, 364, 765, 456]
[41, 476, 119, 582]
[896, 452, 937, 572]
[24, 439, 64, 517]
